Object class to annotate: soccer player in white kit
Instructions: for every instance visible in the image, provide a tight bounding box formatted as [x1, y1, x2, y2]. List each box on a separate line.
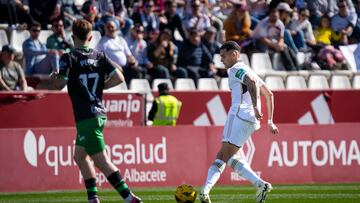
[200, 41, 279, 203]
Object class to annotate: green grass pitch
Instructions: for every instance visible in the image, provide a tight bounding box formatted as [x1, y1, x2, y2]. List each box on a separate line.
[0, 183, 359, 203]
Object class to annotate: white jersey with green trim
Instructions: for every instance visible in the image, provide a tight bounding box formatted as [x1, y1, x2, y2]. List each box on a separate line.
[227, 60, 265, 127]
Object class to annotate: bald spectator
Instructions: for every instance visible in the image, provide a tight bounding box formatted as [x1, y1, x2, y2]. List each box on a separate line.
[97, 20, 143, 85]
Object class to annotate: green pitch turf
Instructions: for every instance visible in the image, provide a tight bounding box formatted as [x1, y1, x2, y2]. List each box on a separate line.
[0, 183, 359, 203]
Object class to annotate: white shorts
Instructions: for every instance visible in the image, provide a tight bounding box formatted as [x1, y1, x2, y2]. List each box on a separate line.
[222, 113, 257, 147]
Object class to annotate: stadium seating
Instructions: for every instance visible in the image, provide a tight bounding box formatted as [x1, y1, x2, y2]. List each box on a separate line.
[0, 30, 8, 48]
[308, 75, 329, 89]
[152, 78, 174, 91]
[286, 75, 307, 89]
[353, 74, 360, 89]
[10, 30, 30, 53]
[250, 53, 273, 76]
[330, 75, 351, 90]
[240, 53, 250, 66]
[88, 30, 101, 49]
[198, 78, 219, 90]
[309, 70, 332, 79]
[129, 78, 153, 101]
[38, 30, 53, 44]
[174, 78, 196, 90]
[61, 85, 67, 92]
[296, 52, 306, 68]
[104, 82, 128, 92]
[213, 53, 224, 69]
[265, 75, 285, 90]
[272, 53, 285, 71]
[219, 77, 229, 91]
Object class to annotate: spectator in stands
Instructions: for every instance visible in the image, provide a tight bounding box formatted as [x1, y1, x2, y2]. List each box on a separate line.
[29, 0, 63, 29]
[159, 0, 186, 41]
[277, 2, 300, 53]
[47, 18, 74, 54]
[126, 24, 150, 79]
[202, 26, 221, 57]
[23, 22, 60, 75]
[0, 45, 27, 91]
[289, 8, 317, 50]
[248, 0, 268, 21]
[224, 0, 252, 48]
[96, 1, 134, 37]
[306, 0, 329, 27]
[351, 0, 360, 43]
[314, 15, 340, 46]
[148, 82, 182, 126]
[147, 28, 187, 80]
[328, 0, 356, 17]
[97, 19, 142, 85]
[331, 0, 358, 45]
[355, 42, 360, 71]
[183, 0, 211, 34]
[252, 7, 298, 71]
[177, 28, 215, 84]
[81, 0, 99, 28]
[0, 0, 33, 28]
[61, 0, 81, 29]
[202, 26, 222, 76]
[317, 45, 347, 70]
[132, 0, 160, 36]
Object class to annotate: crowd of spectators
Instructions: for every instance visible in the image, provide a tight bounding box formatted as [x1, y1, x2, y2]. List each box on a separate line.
[0, 0, 359, 91]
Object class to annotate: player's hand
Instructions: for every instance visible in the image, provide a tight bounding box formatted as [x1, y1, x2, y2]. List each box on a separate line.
[49, 71, 60, 79]
[269, 123, 279, 134]
[254, 107, 263, 120]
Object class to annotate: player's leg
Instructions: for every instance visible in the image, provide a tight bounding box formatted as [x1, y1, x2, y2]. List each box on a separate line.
[226, 119, 271, 203]
[74, 145, 99, 203]
[200, 114, 239, 203]
[91, 151, 142, 203]
[82, 116, 142, 203]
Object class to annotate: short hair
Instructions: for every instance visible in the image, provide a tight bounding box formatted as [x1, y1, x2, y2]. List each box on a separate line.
[158, 83, 169, 93]
[72, 19, 92, 41]
[50, 18, 63, 25]
[220, 41, 241, 52]
[29, 21, 41, 29]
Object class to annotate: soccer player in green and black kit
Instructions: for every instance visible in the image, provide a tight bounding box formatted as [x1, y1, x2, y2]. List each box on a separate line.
[52, 19, 142, 203]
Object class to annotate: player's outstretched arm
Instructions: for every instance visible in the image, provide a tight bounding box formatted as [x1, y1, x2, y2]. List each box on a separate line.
[104, 68, 125, 89]
[260, 85, 279, 134]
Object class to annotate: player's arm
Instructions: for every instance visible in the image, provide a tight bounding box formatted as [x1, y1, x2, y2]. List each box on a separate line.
[52, 54, 69, 90]
[243, 74, 262, 120]
[104, 68, 125, 89]
[260, 85, 279, 134]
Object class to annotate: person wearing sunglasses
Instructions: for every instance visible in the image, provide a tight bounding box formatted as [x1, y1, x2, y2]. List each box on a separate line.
[23, 21, 60, 76]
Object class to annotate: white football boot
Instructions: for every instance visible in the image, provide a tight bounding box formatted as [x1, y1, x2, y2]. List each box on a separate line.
[256, 181, 272, 203]
[199, 193, 212, 203]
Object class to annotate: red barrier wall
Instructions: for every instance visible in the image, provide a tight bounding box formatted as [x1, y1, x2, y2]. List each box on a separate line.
[0, 92, 145, 128]
[1, 124, 359, 192]
[1, 90, 360, 128]
[172, 90, 360, 125]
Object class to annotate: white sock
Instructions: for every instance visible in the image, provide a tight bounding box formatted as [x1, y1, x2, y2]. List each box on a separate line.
[227, 156, 263, 186]
[201, 159, 226, 194]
